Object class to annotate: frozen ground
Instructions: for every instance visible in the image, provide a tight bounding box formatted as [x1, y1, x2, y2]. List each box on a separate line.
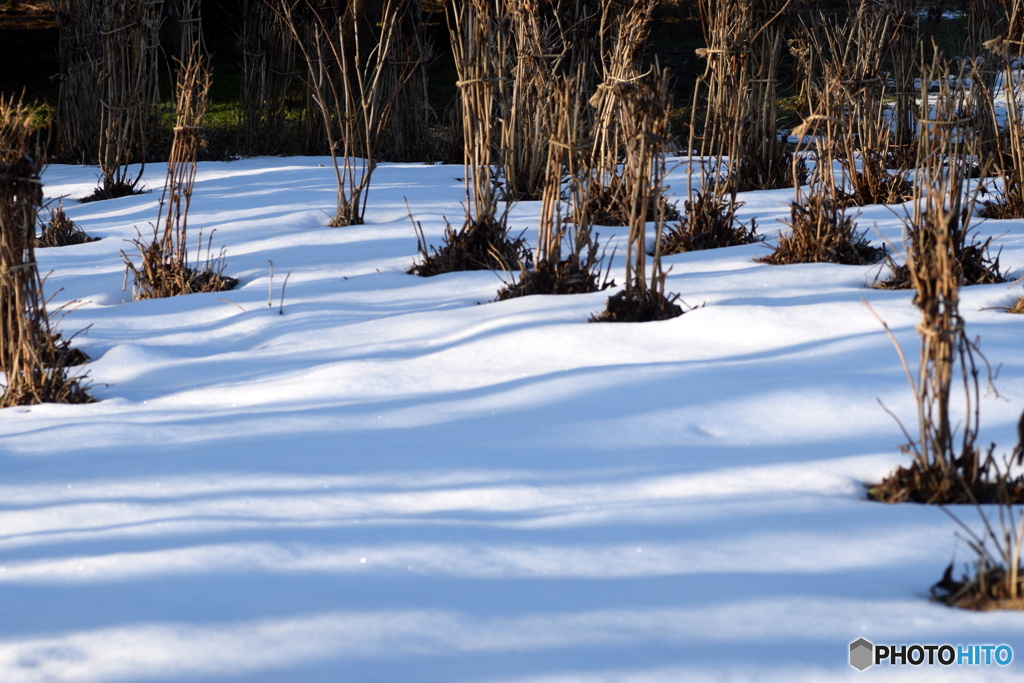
[2, 157, 1024, 681]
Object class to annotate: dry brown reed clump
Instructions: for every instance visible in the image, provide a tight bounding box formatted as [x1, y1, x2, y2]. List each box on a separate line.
[411, 0, 528, 276]
[869, 54, 1021, 505]
[760, 191, 884, 265]
[661, 190, 760, 255]
[931, 505, 1024, 610]
[35, 202, 97, 248]
[122, 48, 236, 300]
[81, 0, 163, 202]
[591, 65, 682, 323]
[497, 72, 613, 300]
[0, 95, 92, 408]
[278, 0, 413, 226]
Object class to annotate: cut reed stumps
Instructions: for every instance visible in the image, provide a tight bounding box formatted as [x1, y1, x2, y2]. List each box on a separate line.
[0, 95, 92, 408]
[122, 48, 236, 301]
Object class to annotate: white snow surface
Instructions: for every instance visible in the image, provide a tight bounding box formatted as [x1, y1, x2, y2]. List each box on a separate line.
[2, 157, 1024, 682]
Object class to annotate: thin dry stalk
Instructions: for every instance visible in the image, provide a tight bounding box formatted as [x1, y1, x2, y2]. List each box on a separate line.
[122, 49, 236, 300]
[0, 96, 91, 407]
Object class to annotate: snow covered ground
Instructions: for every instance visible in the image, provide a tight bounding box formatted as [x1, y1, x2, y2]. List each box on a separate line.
[2, 157, 1024, 681]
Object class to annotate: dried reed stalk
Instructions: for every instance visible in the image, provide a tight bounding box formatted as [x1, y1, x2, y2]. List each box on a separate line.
[980, 1, 1024, 219]
[0, 96, 91, 407]
[122, 47, 235, 300]
[408, 0, 528, 277]
[380, 2, 436, 162]
[693, 0, 795, 194]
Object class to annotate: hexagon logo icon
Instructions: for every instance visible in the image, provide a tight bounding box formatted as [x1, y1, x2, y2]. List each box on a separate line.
[850, 638, 874, 671]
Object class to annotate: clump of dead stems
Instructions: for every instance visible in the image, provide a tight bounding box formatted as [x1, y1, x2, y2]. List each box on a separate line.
[870, 54, 1020, 505]
[81, 0, 163, 202]
[591, 66, 682, 323]
[761, 192, 884, 265]
[411, 0, 528, 276]
[0, 95, 92, 407]
[931, 492, 1024, 610]
[661, 190, 760, 254]
[795, 3, 914, 208]
[36, 202, 96, 248]
[49, 0, 103, 164]
[122, 48, 236, 300]
[278, 0, 413, 227]
[498, 72, 613, 299]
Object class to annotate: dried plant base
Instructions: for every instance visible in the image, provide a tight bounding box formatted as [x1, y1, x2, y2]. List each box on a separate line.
[496, 258, 613, 301]
[662, 191, 759, 255]
[36, 207, 98, 248]
[590, 289, 683, 323]
[980, 203, 1024, 220]
[932, 565, 1024, 611]
[1009, 297, 1024, 314]
[867, 462, 1024, 505]
[580, 185, 681, 228]
[132, 261, 238, 301]
[876, 244, 1008, 290]
[836, 174, 914, 208]
[0, 369, 93, 408]
[80, 179, 145, 203]
[410, 217, 528, 277]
